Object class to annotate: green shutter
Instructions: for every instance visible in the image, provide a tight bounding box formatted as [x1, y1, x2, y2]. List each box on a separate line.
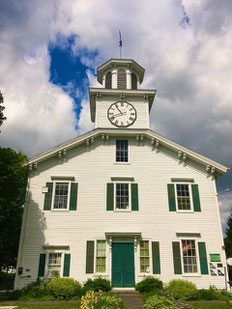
[38, 253, 46, 277]
[86, 241, 94, 273]
[131, 183, 139, 211]
[172, 242, 182, 274]
[198, 242, 208, 274]
[192, 184, 201, 212]
[168, 184, 176, 211]
[69, 183, 78, 210]
[107, 183, 114, 211]
[44, 182, 53, 210]
[152, 242, 160, 274]
[63, 254, 71, 277]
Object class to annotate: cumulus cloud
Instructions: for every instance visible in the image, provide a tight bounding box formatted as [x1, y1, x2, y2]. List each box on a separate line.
[0, 0, 231, 228]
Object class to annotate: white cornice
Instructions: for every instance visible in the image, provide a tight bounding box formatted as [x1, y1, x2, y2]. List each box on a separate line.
[28, 128, 228, 177]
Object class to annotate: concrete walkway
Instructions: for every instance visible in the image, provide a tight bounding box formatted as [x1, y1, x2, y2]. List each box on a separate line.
[113, 290, 143, 309]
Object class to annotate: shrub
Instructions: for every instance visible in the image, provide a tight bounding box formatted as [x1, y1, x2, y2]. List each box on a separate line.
[82, 277, 111, 294]
[135, 276, 163, 294]
[81, 290, 125, 309]
[197, 285, 230, 301]
[144, 294, 178, 309]
[0, 272, 15, 290]
[167, 279, 198, 301]
[46, 277, 82, 300]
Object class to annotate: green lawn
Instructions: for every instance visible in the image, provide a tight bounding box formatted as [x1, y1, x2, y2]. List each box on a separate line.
[0, 303, 80, 308]
[190, 302, 232, 308]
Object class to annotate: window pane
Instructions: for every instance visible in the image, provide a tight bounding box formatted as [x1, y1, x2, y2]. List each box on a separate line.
[96, 240, 106, 273]
[116, 140, 128, 162]
[176, 184, 191, 210]
[140, 241, 150, 272]
[116, 183, 129, 209]
[182, 240, 197, 273]
[47, 253, 62, 277]
[54, 183, 69, 209]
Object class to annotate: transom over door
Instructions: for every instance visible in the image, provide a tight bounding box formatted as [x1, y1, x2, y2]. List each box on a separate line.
[112, 243, 135, 287]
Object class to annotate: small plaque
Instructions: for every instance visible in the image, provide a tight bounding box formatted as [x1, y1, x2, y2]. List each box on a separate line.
[217, 263, 223, 268]
[210, 254, 221, 262]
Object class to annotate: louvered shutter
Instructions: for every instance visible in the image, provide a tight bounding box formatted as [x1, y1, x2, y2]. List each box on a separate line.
[117, 69, 126, 89]
[172, 242, 182, 274]
[131, 183, 139, 211]
[44, 182, 53, 210]
[106, 183, 114, 211]
[192, 184, 201, 212]
[198, 242, 209, 274]
[86, 241, 94, 273]
[167, 184, 176, 211]
[38, 253, 46, 277]
[152, 242, 160, 274]
[69, 183, 78, 210]
[105, 71, 112, 89]
[131, 72, 137, 89]
[63, 254, 71, 277]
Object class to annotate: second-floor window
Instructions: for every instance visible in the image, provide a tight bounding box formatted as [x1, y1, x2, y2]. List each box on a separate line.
[54, 183, 69, 209]
[116, 183, 129, 210]
[116, 140, 128, 162]
[176, 184, 191, 210]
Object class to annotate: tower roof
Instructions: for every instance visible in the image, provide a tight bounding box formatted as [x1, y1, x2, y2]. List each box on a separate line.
[97, 59, 145, 84]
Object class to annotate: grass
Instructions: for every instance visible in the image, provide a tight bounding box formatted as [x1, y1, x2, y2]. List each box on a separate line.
[0, 303, 81, 308]
[189, 302, 232, 308]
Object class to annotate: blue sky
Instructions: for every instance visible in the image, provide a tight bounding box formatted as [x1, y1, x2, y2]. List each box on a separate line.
[0, 0, 232, 233]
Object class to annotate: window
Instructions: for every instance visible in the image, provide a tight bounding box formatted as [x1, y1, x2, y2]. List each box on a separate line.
[176, 184, 191, 210]
[54, 183, 69, 209]
[140, 241, 150, 272]
[131, 72, 137, 89]
[182, 240, 198, 273]
[105, 71, 112, 89]
[47, 253, 62, 277]
[116, 140, 128, 162]
[96, 240, 106, 272]
[117, 69, 126, 89]
[116, 183, 129, 210]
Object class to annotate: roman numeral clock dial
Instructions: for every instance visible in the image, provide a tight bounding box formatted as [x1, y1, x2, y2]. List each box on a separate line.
[107, 101, 137, 127]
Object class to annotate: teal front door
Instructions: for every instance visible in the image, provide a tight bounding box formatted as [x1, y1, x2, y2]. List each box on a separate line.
[112, 243, 135, 287]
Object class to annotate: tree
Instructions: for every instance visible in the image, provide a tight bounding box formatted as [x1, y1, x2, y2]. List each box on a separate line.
[0, 91, 6, 131]
[224, 212, 232, 280]
[0, 148, 28, 271]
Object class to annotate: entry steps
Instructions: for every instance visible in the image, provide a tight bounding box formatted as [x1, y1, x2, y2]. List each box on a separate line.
[112, 289, 143, 309]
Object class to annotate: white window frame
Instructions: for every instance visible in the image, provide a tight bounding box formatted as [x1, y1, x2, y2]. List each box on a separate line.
[180, 239, 201, 276]
[139, 240, 151, 274]
[95, 240, 107, 274]
[114, 139, 130, 164]
[52, 181, 71, 211]
[45, 251, 64, 278]
[114, 182, 131, 212]
[174, 183, 193, 213]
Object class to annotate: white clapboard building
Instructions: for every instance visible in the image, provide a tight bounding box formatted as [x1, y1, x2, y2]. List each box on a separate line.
[15, 58, 228, 290]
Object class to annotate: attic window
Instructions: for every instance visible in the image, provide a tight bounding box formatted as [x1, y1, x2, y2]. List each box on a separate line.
[132, 73, 137, 89]
[105, 71, 112, 89]
[117, 69, 126, 89]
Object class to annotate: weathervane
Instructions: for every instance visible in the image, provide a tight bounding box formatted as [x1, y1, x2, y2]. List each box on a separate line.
[119, 30, 122, 59]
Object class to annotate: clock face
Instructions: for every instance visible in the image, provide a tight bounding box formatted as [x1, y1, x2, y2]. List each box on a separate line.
[107, 101, 137, 127]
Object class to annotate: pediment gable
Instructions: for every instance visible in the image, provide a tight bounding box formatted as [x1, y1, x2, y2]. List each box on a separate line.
[28, 128, 228, 178]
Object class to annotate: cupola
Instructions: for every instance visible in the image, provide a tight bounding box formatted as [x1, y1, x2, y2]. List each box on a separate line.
[97, 59, 145, 90]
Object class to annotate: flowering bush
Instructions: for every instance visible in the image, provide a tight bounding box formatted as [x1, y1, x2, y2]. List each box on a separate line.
[80, 290, 125, 309]
[143, 294, 178, 309]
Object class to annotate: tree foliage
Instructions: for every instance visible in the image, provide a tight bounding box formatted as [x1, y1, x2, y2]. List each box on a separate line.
[0, 148, 28, 270]
[224, 212, 232, 280]
[0, 91, 6, 131]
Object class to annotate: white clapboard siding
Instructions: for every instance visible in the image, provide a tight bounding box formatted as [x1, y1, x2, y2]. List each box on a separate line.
[15, 137, 226, 290]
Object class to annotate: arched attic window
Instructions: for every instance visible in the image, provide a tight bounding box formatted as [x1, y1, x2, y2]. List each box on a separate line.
[105, 71, 112, 89]
[117, 69, 126, 89]
[131, 72, 137, 89]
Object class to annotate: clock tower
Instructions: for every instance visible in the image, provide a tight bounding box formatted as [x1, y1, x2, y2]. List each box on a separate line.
[89, 59, 156, 129]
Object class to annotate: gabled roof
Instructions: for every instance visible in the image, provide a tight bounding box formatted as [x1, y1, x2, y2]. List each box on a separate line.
[28, 128, 228, 178]
[97, 59, 145, 84]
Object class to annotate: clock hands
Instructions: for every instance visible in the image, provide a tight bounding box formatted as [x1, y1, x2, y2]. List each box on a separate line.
[113, 112, 127, 118]
[115, 104, 123, 115]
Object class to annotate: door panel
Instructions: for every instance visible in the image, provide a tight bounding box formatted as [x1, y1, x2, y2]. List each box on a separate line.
[112, 243, 135, 287]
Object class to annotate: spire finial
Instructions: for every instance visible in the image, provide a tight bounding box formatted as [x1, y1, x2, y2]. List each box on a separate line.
[119, 30, 122, 59]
